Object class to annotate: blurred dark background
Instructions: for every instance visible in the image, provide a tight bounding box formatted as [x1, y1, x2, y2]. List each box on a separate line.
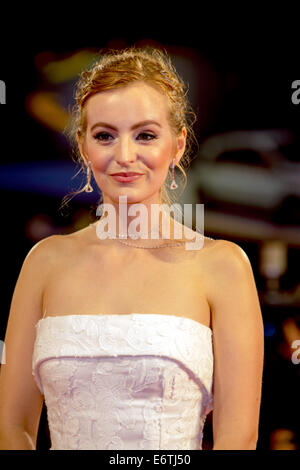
[0, 17, 299, 450]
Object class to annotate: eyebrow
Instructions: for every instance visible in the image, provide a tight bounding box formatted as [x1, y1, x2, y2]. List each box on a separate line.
[90, 120, 162, 132]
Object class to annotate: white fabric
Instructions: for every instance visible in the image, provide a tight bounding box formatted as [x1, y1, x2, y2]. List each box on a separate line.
[32, 313, 214, 450]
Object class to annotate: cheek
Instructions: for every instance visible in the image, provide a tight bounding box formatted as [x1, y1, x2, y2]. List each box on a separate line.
[85, 140, 110, 170]
[145, 140, 174, 170]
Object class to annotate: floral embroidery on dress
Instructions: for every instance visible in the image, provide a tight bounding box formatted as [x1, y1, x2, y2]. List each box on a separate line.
[32, 313, 213, 450]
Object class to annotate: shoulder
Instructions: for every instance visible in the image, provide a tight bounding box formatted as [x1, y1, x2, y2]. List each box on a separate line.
[205, 239, 252, 271]
[24, 232, 77, 272]
[25, 234, 64, 263]
[203, 239, 256, 307]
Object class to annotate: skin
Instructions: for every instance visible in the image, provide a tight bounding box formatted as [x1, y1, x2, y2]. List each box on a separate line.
[0, 81, 264, 450]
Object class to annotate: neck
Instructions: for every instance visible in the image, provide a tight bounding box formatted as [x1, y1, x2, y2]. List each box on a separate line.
[96, 195, 185, 242]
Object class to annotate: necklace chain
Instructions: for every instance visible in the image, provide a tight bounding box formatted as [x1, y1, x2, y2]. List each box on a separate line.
[113, 238, 186, 249]
[89, 223, 188, 249]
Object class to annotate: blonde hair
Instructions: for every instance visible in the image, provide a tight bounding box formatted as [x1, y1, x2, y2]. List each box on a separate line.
[61, 46, 198, 213]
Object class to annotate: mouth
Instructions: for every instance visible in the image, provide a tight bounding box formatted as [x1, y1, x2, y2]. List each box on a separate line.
[110, 172, 144, 183]
[110, 172, 144, 176]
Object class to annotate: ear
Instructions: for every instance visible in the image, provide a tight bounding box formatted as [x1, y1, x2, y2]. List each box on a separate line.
[76, 132, 88, 167]
[174, 127, 187, 165]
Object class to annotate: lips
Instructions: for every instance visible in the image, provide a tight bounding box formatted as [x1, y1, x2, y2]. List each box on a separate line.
[110, 172, 144, 183]
[110, 172, 143, 176]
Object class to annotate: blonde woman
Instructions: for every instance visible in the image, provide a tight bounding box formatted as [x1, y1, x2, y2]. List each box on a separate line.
[0, 47, 264, 450]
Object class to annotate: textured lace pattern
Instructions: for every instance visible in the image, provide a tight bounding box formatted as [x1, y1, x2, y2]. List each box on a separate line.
[32, 314, 214, 450]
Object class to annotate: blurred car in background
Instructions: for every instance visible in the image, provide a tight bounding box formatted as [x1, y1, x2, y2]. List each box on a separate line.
[194, 129, 300, 226]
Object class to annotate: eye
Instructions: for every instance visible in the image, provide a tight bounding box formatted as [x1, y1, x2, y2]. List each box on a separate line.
[137, 132, 157, 141]
[93, 132, 113, 141]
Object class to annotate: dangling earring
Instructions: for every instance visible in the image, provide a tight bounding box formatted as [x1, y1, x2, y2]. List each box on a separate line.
[84, 160, 94, 193]
[170, 158, 178, 190]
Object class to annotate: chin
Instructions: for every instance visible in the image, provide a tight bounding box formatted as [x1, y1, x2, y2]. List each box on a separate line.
[109, 191, 148, 205]
[114, 185, 154, 198]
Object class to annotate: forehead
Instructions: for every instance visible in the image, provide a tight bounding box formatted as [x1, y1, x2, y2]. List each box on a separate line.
[85, 82, 170, 127]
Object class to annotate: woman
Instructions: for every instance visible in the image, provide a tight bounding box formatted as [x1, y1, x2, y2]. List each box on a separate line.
[0, 47, 264, 450]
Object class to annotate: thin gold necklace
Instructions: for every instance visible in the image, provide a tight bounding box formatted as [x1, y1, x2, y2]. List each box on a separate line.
[89, 222, 189, 249]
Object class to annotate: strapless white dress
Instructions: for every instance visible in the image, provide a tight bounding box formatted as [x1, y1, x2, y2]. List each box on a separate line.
[32, 313, 214, 450]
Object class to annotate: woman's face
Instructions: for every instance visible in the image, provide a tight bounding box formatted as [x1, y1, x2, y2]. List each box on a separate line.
[77, 82, 186, 206]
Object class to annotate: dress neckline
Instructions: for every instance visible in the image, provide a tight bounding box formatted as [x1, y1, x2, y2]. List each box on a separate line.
[37, 313, 212, 333]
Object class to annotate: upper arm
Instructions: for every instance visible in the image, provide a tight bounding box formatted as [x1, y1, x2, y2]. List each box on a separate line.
[0, 235, 61, 442]
[207, 241, 264, 448]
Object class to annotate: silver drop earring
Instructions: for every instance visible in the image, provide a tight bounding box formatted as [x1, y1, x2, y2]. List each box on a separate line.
[170, 158, 178, 190]
[84, 160, 94, 193]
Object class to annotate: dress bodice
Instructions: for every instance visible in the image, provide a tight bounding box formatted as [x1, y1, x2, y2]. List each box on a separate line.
[32, 313, 214, 450]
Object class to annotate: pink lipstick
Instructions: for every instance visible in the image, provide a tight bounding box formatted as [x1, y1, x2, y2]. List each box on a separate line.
[110, 172, 144, 183]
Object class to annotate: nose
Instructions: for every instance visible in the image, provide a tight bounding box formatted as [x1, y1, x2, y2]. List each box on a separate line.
[114, 136, 137, 164]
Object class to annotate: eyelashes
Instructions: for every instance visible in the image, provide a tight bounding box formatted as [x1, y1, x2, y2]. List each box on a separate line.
[93, 132, 158, 142]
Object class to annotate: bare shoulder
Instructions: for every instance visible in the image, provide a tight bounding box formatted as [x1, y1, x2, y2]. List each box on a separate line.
[202, 239, 255, 307]
[23, 232, 82, 280]
[25, 234, 66, 264]
[204, 238, 252, 270]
